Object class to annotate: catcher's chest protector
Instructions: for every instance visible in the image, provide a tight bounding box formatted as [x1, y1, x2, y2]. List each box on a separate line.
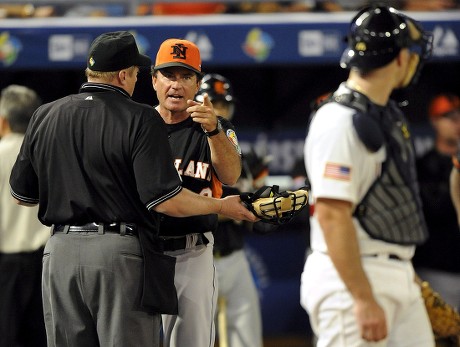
[317, 89, 429, 245]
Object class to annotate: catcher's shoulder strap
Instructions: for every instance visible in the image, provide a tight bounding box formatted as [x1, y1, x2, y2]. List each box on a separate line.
[240, 185, 275, 205]
[335, 90, 385, 153]
[312, 90, 385, 153]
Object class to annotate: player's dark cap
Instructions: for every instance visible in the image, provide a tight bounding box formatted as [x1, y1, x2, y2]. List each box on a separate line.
[87, 31, 151, 72]
[429, 93, 460, 119]
[195, 73, 234, 103]
[152, 38, 202, 75]
[340, 4, 432, 70]
[241, 148, 272, 181]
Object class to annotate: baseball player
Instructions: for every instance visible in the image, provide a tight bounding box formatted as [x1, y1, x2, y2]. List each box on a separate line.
[196, 73, 264, 347]
[451, 157, 460, 225]
[9, 31, 256, 347]
[0, 85, 48, 347]
[414, 93, 460, 311]
[301, 5, 435, 346]
[151, 40, 243, 347]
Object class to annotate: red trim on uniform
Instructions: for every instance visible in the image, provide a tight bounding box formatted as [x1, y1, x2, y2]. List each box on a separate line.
[211, 173, 223, 198]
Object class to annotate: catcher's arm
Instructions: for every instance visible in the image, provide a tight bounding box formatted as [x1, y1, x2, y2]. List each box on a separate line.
[317, 197, 387, 342]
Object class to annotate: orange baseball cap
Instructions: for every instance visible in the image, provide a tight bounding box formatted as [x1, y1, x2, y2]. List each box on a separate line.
[429, 93, 460, 119]
[153, 38, 201, 74]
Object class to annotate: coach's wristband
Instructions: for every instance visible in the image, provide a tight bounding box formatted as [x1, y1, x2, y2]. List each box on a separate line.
[204, 120, 222, 137]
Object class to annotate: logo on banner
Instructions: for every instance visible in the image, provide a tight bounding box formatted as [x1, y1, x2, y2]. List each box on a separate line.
[298, 30, 341, 57]
[0, 31, 22, 67]
[184, 31, 213, 61]
[432, 25, 459, 57]
[242, 28, 274, 62]
[49, 34, 89, 61]
[49, 31, 149, 63]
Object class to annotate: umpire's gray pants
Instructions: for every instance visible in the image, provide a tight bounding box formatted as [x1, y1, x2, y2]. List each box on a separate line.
[42, 231, 160, 347]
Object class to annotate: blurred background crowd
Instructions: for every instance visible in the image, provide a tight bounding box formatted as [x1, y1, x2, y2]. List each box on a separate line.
[0, 0, 459, 18]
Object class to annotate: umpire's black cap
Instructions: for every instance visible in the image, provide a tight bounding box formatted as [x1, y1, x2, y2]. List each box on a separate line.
[87, 31, 151, 72]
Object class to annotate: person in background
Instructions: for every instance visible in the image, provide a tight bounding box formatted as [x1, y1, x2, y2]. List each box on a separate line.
[414, 93, 460, 311]
[450, 158, 460, 225]
[403, 0, 458, 11]
[290, 157, 308, 190]
[315, 0, 458, 11]
[288, 156, 311, 252]
[137, 2, 227, 15]
[151, 39, 245, 347]
[0, 84, 48, 347]
[301, 4, 435, 346]
[196, 73, 265, 347]
[9, 31, 256, 347]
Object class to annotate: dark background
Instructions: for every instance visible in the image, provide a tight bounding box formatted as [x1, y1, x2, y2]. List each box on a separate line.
[2, 60, 459, 133]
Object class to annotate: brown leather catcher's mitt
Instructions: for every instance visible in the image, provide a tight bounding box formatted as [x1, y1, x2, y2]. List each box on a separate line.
[420, 279, 460, 339]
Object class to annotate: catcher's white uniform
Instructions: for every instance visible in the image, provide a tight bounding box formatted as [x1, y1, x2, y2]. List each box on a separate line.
[301, 95, 434, 347]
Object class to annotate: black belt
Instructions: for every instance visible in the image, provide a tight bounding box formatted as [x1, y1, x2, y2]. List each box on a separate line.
[161, 234, 209, 252]
[364, 253, 403, 261]
[52, 223, 137, 236]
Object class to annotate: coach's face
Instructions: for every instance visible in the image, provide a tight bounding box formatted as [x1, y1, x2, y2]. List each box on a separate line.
[152, 66, 201, 114]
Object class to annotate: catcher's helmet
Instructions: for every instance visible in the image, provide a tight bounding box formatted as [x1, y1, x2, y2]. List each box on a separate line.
[340, 4, 432, 71]
[195, 73, 234, 104]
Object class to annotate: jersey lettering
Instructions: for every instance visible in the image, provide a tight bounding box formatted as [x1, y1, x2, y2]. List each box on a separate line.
[184, 160, 196, 177]
[195, 162, 210, 179]
[176, 159, 211, 181]
[174, 159, 183, 175]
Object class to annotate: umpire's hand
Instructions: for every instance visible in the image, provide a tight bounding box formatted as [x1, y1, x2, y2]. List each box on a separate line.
[220, 195, 260, 222]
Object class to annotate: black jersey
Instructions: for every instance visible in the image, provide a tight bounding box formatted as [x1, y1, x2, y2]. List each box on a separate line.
[413, 148, 460, 272]
[213, 185, 245, 256]
[159, 116, 238, 237]
[10, 83, 182, 230]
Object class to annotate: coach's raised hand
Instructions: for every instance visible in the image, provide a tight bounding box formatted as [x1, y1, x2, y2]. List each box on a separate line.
[187, 92, 218, 132]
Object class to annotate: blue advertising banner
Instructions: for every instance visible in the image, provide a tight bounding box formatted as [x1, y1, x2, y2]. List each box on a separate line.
[236, 123, 434, 176]
[1, 12, 459, 69]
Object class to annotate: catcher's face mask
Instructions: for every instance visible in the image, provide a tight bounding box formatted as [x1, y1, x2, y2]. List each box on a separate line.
[240, 185, 309, 226]
[399, 18, 433, 88]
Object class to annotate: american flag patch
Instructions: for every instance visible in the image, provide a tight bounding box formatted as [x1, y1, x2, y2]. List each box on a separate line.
[324, 162, 351, 181]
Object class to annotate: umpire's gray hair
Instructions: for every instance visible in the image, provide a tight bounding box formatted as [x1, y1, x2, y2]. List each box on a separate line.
[0, 85, 41, 134]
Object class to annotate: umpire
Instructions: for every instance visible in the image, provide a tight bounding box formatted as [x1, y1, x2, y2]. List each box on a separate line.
[9, 31, 256, 347]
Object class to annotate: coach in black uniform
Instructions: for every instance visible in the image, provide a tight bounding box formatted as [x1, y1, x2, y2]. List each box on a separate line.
[151, 39, 243, 347]
[9, 31, 256, 347]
